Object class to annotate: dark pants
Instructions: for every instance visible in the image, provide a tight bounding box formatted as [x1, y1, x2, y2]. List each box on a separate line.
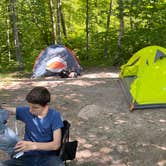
[0, 155, 65, 166]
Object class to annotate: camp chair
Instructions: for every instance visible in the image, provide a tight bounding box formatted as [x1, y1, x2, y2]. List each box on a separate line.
[58, 120, 78, 165]
[0, 109, 20, 157]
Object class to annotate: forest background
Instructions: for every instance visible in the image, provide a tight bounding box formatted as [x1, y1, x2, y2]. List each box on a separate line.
[0, 0, 166, 73]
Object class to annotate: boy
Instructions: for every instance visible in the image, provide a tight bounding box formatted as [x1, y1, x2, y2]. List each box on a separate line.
[0, 86, 64, 166]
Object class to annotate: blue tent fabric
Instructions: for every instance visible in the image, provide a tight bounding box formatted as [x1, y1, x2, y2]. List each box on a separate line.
[32, 44, 82, 78]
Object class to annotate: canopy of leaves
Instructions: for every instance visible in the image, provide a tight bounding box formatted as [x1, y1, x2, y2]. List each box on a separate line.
[0, 0, 166, 72]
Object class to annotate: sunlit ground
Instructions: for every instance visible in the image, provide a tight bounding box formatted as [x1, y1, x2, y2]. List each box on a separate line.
[0, 68, 166, 166]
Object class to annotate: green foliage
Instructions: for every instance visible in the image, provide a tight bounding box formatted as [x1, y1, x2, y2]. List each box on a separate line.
[0, 0, 166, 73]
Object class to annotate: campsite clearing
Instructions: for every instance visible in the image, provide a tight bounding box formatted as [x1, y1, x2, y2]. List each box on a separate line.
[0, 67, 166, 166]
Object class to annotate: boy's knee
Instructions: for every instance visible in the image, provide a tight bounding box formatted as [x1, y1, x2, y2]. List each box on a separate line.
[0, 162, 7, 166]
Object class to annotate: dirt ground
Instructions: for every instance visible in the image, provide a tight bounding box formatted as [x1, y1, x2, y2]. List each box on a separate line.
[0, 68, 166, 166]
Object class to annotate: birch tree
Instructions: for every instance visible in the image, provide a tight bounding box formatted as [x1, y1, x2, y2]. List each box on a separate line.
[10, 0, 23, 70]
[6, 0, 11, 61]
[85, 0, 89, 59]
[104, 0, 113, 57]
[115, 0, 124, 64]
[57, 0, 62, 44]
[49, 0, 57, 44]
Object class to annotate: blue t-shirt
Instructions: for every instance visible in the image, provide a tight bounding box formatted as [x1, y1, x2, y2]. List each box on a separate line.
[16, 106, 64, 156]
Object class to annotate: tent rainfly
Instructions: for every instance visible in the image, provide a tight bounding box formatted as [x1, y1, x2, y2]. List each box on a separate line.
[32, 44, 82, 78]
[119, 45, 166, 111]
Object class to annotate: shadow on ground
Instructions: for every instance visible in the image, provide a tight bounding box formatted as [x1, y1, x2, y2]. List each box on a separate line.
[0, 68, 166, 166]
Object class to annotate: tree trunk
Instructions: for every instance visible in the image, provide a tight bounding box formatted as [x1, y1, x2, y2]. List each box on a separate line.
[130, 16, 134, 29]
[117, 0, 124, 51]
[57, 0, 62, 44]
[104, 0, 113, 57]
[6, 0, 11, 61]
[10, 0, 23, 70]
[49, 0, 57, 44]
[85, 0, 89, 59]
[60, 3, 67, 38]
[114, 0, 124, 65]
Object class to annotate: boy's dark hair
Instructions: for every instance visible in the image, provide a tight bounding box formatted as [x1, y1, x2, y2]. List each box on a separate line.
[26, 87, 50, 106]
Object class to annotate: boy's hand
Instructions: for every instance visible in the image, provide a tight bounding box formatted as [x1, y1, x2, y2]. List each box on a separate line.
[0, 103, 16, 115]
[0, 103, 7, 109]
[14, 141, 37, 152]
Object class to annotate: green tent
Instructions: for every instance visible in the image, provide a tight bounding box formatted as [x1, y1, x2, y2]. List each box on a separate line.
[119, 45, 166, 111]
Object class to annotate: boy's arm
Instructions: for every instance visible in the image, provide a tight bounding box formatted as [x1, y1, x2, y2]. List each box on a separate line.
[34, 128, 62, 151]
[0, 103, 16, 115]
[14, 128, 62, 152]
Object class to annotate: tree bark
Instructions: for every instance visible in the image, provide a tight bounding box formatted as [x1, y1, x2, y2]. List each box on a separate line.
[115, 0, 124, 65]
[86, 0, 89, 59]
[104, 0, 113, 57]
[57, 0, 62, 44]
[60, 3, 67, 38]
[10, 0, 23, 70]
[6, 0, 11, 61]
[49, 0, 57, 44]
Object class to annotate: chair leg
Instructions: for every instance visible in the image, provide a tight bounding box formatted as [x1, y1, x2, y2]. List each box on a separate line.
[64, 160, 67, 166]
